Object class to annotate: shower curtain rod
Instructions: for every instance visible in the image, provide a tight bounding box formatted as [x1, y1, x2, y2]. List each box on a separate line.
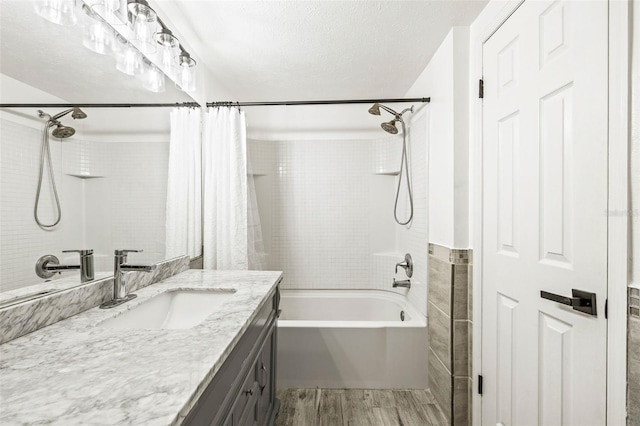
[0, 102, 201, 108]
[0, 97, 430, 109]
[207, 97, 430, 107]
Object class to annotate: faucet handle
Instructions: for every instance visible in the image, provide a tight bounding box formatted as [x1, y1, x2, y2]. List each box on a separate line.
[395, 253, 414, 278]
[63, 249, 94, 256]
[115, 249, 143, 256]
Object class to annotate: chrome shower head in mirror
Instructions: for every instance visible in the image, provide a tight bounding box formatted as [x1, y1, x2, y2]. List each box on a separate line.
[381, 120, 399, 134]
[50, 107, 88, 121]
[71, 107, 87, 119]
[51, 124, 76, 138]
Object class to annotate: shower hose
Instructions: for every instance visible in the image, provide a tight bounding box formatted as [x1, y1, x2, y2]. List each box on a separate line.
[34, 121, 62, 229]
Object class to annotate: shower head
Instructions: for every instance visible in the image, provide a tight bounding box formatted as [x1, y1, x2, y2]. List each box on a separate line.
[381, 120, 399, 134]
[368, 103, 381, 115]
[51, 124, 76, 138]
[37, 107, 85, 139]
[369, 103, 414, 135]
[51, 107, 88, 121]
[71, 107, 87, 120]
[369, 103, 399, 117]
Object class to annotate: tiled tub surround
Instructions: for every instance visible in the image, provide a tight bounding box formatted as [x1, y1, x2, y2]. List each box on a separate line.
[248, 132, 428, 317]
[0, 117, 170, 292]
[427, 243, 472, 426]
[0, 269, 282, 425]
[0, 255, 189, 344]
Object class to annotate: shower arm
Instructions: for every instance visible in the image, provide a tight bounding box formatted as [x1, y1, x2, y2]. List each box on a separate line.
[51, 108, 74, 121]
[378, 104, 400, 116]
[379, 105, 414, 122]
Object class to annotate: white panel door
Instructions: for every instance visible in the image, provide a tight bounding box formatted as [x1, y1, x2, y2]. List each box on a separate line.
[481, 1, 608, 425]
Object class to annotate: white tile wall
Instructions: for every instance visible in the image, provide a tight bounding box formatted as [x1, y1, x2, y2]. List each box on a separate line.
[249, 128, 429, 317]
[373, 136, 402, 174]
[108, 142, 169, 265]
[1, 120, 67, 291]
[269, 140, 372, 289]
[0, 118, 169, 291]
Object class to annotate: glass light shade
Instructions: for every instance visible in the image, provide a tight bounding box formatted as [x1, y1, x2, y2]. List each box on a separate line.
[83, 19, 115, 54]
[175, 54, 196, 92]
[128, 3, 157, 54]
[34, 0, 77, 26]
[155, 31, 179, 77]
[86, 0, 119, 20]
[140, 63, 165, 93]
[115, 42, 143, 76]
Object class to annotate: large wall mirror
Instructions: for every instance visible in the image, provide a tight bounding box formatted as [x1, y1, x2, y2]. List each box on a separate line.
[0, 0, 198, 303]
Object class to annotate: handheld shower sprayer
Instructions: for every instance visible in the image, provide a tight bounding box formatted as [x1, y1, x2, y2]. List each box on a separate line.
[368, 103, 415, 225]
[34, 107, 88, 229]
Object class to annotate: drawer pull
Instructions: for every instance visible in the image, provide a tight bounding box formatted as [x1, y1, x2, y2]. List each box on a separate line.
[244, 389, 253, 397]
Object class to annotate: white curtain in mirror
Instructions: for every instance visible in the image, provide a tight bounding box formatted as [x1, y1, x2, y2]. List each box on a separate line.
[203, 107, 265, 270]
[166, 107, 202, 259]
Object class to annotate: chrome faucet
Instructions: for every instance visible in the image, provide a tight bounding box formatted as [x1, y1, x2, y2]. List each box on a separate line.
[393, 279, 411, 289]
[395, 253, 413, 277]
[100, 249, 156, 309]
[35, 249, 95, 283]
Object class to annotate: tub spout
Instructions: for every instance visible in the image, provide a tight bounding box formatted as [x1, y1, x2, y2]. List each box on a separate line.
[393, 279, 411, 289]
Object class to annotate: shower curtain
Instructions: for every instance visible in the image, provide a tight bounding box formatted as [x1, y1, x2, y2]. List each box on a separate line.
[165, 107, 202, 259]
[203, 107, 265, 270]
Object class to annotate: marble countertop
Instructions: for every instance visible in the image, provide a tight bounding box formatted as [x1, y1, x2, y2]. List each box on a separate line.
[0, 269, 282, 425]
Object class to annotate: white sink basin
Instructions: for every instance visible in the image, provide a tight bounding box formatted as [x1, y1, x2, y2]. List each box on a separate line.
[99, 288, 236, 330]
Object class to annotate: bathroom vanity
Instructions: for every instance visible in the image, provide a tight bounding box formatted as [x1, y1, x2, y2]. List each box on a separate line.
[183, 279, 280, 426]
[0, 269, 282, 425]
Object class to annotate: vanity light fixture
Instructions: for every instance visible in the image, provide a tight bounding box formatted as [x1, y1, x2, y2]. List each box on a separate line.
[127, 0, 158, 54]
[154, 26, 179, 78]
[33, 0, 197, 93]
[176, 49, 197, 92]
[34, 0, 77, 26]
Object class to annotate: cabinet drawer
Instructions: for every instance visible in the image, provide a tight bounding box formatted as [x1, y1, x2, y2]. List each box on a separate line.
[231, 361, 258, 425]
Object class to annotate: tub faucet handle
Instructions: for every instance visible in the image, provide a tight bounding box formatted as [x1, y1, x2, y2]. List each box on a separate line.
[395, 253, 413, 277]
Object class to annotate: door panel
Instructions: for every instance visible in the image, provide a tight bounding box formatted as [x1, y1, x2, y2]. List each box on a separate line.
[481, 1, 608, 425]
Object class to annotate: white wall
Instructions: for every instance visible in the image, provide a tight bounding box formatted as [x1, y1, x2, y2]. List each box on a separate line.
[404, 27, 470, 250]
[629, 0, 640, 288]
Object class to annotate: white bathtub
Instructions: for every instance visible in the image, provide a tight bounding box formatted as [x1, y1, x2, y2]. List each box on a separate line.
[277, 289, 428, 389]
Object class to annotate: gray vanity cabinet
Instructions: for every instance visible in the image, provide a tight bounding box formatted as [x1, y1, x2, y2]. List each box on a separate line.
[183, 285, 280, 426]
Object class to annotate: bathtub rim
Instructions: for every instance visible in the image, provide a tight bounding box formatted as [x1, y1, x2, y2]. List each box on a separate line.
[278, 289, 426, 328]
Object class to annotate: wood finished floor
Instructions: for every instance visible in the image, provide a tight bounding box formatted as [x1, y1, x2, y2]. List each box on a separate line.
[275, 388, 448, 426]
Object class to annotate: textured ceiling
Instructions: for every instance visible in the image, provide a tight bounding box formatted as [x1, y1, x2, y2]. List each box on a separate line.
[156, 0, 488, 101]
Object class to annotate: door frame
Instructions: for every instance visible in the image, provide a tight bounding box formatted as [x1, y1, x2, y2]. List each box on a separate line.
[470, 1, 630, 424]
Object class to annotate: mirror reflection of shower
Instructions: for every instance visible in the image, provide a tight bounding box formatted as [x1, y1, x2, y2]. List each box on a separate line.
[34, 107, 88, 229]
[368, 103, 414, 225]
